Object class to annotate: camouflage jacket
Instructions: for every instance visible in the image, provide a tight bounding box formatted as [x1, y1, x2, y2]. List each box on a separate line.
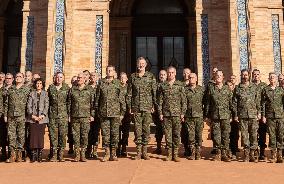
[69, 85, 95, 118]
[232, 83, 261, 119]
[4, 85, 30, 118]
[261, 85, 284, 119]
[205, 84, 232, 120]
[95, 78, 125, 118]
[184, 85, 205, 118]
[47, 83, 70, 119]
[127, 71, 157, 113]
[158, 80, 186, 117]
[254, 81, 267, 93]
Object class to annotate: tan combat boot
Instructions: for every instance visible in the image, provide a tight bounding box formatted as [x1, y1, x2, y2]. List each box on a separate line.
[173, 148, 181, 162]
[214, 149, 221, 161]
[58, 149, 65, 162]
[142, 146, 150, 160]
[135, 145, 142, 160]
[93, 145, 99, 159]
[244, 149, 249, 162]
[74, 148, 80, 162]
[110, 148, 118, 161]
[16, 150, 22, 162]
[49, 148, 57, 162]
[195, 147, 201, 160]
[165, 149, 172, 161]
[270, 149, 277, 163]
[187, 146, 195, 160]
[80, 148, 87, 162]
[102, 147, 110, 162]
[221, 150, 231, 162]
[277, 149, 283, 163]
[6, 149, 16, 163]
[249, 149, 257, 163]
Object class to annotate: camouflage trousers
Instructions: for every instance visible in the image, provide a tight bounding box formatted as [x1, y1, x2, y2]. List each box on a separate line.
[152, 113, 163, 143]
[133, 112, 152, 147]
[240, 118, 259, 150]
[212, 119, 230, 150]
[258, 120, 267, 150]
[267, 118, 284, 150]
[48, 118, 68, 150]
[7, 116, 26, 151]
[88, 119, 100, 146]
[163, 116, 181, 150]
[185, 117, 204, 148]
[119, 118, 131, 146]
[71, 118, 90, 149]
[101, 117, 120, 149]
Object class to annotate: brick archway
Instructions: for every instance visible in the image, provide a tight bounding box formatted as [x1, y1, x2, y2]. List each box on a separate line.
[109, 0, 197, 77]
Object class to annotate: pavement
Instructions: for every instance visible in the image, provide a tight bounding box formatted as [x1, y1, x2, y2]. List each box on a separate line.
[0, 131, 283, 184]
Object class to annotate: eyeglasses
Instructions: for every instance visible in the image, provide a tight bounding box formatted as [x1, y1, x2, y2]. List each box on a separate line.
[5, 78, 12, 80]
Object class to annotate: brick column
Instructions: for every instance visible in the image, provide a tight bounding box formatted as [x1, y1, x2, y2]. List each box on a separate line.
[0, 17, 4, 71]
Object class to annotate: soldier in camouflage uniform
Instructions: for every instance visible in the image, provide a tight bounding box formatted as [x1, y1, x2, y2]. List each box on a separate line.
[23, 71, 34, 161]
[184, 73, 205, 160]
[86, 72, 100, 159]
[261, 72, 284, 163]
[67, 76, 78, 154]
[127, 57, 157, 160]
[252, 69, 268, 160]
[181, 68, 191, 156]
[47, 72, 70, 162]
[4, 73, 30, 163]
[0, 73, 5, 160]
[205, 71, 232, 162]
[95, 66, 125, 162]
[152, 70, 167, 155]
[233, 69, 261, 162]
[158, 66, 186, 162]
[117, 72, 131, 157]
[205, 67, 219, 154]
[227, 75, 240, 160]
[69, 73, 95, 162]
[1, 73, 14, 160]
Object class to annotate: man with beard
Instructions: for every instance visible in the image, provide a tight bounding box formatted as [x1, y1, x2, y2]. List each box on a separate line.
[127, 57, 157, 160]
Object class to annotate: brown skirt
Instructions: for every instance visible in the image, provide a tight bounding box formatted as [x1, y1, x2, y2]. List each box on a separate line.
[29, 123, 46, 149]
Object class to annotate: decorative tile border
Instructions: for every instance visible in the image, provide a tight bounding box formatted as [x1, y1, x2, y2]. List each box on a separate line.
[54, 0, 65, 73]
[25, 16, 34, 71]
[272, 14, 282, 75]
[237, 0, 249, 70]
[201, 14, 210, 86]
[95, 15, 103, 77]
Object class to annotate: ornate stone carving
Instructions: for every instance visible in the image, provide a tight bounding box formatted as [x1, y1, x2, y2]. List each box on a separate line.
[54, 0, 65, 73]
[25, 16, 34, 71]
[201, 14, 210, 85]
[272, 14, 282, 75]
[95, 15, 103, 77]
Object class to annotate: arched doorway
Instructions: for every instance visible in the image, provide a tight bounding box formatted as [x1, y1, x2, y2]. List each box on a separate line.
[132, 0, 189, 79]
[109, 0, 196, 79]
[2, 0, 23, 74]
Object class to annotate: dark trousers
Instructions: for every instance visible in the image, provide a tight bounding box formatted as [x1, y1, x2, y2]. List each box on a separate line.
[258, 121, 267, 150]
[229, 121, 239, 154]
[29, 123, 46, 149]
